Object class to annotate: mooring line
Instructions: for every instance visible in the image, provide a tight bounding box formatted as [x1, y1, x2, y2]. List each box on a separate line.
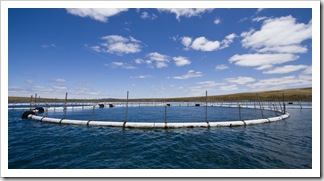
[59, 118, 65, 124]
[206, 121, 210, 128]
[241, 120, 246, 126]
[40, 116, 46, 122]
[86, 120, 91, 126]
[123, 121, 127, 128]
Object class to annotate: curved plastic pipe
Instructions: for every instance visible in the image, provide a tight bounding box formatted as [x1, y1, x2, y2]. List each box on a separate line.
[27, 112, 290, 129]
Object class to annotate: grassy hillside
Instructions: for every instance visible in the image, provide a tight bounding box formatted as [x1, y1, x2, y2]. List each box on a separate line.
[8, 87, 312, 103]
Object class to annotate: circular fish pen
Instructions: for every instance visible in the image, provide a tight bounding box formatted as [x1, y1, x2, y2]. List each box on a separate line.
[22, 102, 290, 129]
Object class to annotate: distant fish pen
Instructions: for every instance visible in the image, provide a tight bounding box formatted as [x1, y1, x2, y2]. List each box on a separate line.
[15, 91, 311, 129]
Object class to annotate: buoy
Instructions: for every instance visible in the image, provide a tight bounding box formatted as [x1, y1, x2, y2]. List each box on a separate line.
[22, 110, 36, 119]
[34, 107, 45, 113]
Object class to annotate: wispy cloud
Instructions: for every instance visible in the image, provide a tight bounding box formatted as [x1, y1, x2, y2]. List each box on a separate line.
[229, 53, 298, 68]
[215, 64, 229, 70]
[25, 80, 34, 84]
[52, 85, 67, 90]
[66, 8, 128, 23]
[252, 16, 268, 22]
[140, 11, 157, 20]
[263, 65, 308, 74]
[247, 75, 311, 90]
[197, 81, 224, 87]
[225, 76, 256, 85]
[41, 44, 56, 49]
[302, 65, 312, 74]
[130, 75, 152, 79]
[89, 35, 142, 55]
[158, 8, 214, 21]
[219, 84, 238, 91]
[51, 78, 66, 83]
[146, 52, 170, 68]
[173, 70, 203, 80]
[105, 62, 137, 69]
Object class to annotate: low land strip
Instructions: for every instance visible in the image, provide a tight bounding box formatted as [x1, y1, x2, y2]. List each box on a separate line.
[8, 87, 312, 103]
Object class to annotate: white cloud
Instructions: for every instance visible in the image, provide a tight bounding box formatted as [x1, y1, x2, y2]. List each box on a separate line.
[173, 70, 203, 80]
[254, 64, 273, 70]
[191, 37, 220, 51]
[247, 75, 312, 90]
[33, 85, 46, 89]
[232, 15, 312, 73]
[140, 12, 157, 20]
[241, 15, 312, 53]
[95, 35, 141, 55]
[256, 8, 265, 14]
[90, 45, 101, 52]
[220, 33, 237, 49]
[156, 62, 168, 68]
[258, 45, 308, 54]
[51, 78, 66, 82]
[146, 52, 170, 68]
[214, 17, 221, 24]
[52, 85, 67, 90]
[219, 84, 238, 91]
[172, 56, 191, 66]
[89, 92, 100, 95]
[263, 64, 308, 74]
[26, 80, 34, 84]
[158, 8, 214, 20]
[302, 65, 312, 74]
[148, 52, 169, 62]
[197, 81, 224, 87]
[228, 53, 298, 67]
[130, 75, 152, 79]
[106, 62, 137, 69]
[66, 8, 128, 23]
[252, 16, 268, 22]
[41, 44, 56, 48]
[215, 64, 229, 70]
[181, 33, 237, 51]
[134, 58, 145, 64]
[225, 76, 256, 85]
[181, 37, 192, 49]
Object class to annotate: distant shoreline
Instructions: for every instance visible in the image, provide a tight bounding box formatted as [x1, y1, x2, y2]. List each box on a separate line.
[8, 87, 312, 103]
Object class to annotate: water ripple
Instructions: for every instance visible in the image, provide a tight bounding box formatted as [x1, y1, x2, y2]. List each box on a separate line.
[8, 108, 312, 169]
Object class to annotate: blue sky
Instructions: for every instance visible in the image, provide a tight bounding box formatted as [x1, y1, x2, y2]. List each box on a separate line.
[8, 8, 312, 99]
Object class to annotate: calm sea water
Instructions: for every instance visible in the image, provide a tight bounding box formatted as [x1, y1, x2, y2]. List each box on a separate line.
[8, 105, 312, 169]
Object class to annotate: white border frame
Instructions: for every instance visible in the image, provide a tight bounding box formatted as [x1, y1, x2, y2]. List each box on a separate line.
[1, 1, 320, 177]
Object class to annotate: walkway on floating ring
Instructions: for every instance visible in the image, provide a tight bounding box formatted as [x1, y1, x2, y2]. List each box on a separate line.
[26, 111, 290, 129]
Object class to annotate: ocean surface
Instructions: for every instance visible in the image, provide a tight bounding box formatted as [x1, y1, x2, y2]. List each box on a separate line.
[8, 104, 312, 169]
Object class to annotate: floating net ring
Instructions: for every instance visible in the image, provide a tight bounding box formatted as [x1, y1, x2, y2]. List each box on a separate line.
[22, 105, 290, 129]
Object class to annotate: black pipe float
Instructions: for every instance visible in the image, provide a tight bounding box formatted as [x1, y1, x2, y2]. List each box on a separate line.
[35, 107, 45, 113]
[21, 110, 36, 119]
